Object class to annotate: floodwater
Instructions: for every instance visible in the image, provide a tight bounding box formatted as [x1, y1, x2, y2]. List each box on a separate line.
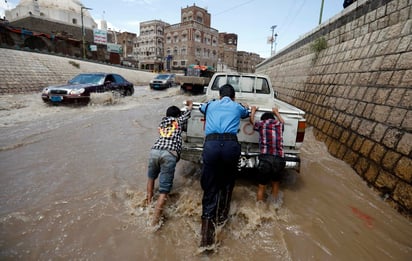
[0, 86, 411, 260]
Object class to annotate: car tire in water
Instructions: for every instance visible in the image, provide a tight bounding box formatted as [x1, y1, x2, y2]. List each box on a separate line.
[124, 88, 133, 96]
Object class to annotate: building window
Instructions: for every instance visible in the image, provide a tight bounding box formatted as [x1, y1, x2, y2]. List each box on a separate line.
[181, 47, 186, 55]
[195, 48, 201, 57]
[195, 32, 201, 43]
[72, 18, 77, 25]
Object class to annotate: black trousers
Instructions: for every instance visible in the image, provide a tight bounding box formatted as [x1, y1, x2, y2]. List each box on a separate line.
[201, 135, 240, 220]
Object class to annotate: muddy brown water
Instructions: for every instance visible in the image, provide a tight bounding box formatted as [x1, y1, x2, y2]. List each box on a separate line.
[0, 87, 411, 260]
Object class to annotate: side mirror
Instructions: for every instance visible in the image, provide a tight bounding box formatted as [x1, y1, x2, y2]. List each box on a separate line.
[274, 91, 278, 99]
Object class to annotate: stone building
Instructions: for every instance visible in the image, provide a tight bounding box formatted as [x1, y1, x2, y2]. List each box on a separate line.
[218, 32, 238, 72]
[136, 20, 170, 71]
[5, 0, 97, 42]
[116, 31, 137, 67]
[164, 4, 219, 71]
[237, 51, 264, 73]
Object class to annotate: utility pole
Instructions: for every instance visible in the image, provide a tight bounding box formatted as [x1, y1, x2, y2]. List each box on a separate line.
[270, 25, 277, 56]
[81, 6, 92, 59]
[319, 0, 325, 25]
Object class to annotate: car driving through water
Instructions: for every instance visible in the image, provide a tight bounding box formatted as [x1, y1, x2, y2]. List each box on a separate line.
[149, 73, 176, 90]
[41, 72, 134, 104]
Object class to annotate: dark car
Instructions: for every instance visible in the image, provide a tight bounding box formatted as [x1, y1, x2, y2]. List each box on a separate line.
[41, 73, 134, 104]
[149, 73, 176, 89]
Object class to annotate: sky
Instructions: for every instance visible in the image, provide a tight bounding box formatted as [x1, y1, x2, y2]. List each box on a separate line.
[1, 0, 346, 58]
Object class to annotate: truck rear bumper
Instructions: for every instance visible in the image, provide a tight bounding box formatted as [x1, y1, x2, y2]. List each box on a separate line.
[239, 152, 300, 172]
[180, 147, 301, 172]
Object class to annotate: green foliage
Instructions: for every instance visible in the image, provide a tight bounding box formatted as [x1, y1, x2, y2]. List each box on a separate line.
[69, 60, 80, 68]
[311, 37, 327, 53]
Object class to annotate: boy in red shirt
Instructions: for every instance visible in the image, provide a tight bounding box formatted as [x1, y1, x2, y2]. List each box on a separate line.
[250, 106, 286, 209]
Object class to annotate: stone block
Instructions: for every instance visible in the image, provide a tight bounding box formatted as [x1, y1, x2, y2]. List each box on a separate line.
[387, 1, 398, 14]
[363, 103, 376, 118]
[352, 135, 365, 152]
[354, 156, 369, 176]
[371, 122, 387, 142]
[397, 132, 412, 156]
[395, 156, 412, 182]
[387, 87, 406, 106]
[371, 105, 391, 122]
[401, 19, 412, 36]
[370, 143, 387, 163]
[375, 169, 398, 192]
[382, 128, 403, 149]
[328, 139, 340, 157]
[382, 150, 402, 171]
[400, 69, 412, 87]
[364, 87, 378, 103]
[376, 71, 393, 86]
[355, 101, 367, 116]
[337, 143, 348, 159]
[357, 119, 376, 137]
[343, 149, 359, 167]
[393, 180, 412, 211]
[397, 52, 412, 69]
[387, 108, 407, 127]
[359, 139, 375, 157]
[365, 162, 380, 183]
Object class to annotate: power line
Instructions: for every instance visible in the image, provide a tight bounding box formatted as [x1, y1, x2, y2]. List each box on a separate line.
[214, 0, 257, 16]
[277, 0, 307, 36]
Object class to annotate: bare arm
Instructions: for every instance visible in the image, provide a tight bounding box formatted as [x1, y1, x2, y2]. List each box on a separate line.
[250, 106, 258, 125]
[185, 100, 193, 111]
[272, 107, 285, 124]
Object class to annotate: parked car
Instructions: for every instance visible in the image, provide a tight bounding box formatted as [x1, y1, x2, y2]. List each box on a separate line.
[41, 72, 134, 104]
[149, 73, 176, 89]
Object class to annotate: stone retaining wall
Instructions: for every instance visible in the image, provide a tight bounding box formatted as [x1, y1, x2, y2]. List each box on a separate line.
[257, 0, 411, 218]
[0, 48, 154, 94]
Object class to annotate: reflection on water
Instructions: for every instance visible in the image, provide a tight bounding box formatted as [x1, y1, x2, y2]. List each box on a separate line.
[0, 88, 411, 260]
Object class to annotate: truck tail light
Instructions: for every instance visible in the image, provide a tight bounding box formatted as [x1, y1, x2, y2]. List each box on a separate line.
[296, 120, 306, 143]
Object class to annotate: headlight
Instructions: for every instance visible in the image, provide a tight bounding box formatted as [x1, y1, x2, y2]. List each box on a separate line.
[69, 88, 85, 95]
[42, 88, 49, 95]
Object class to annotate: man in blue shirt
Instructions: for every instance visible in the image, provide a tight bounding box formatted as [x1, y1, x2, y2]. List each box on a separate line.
[199, 84, 249, 249]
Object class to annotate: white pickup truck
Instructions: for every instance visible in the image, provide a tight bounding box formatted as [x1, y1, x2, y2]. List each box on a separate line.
[181, 72, 306, 172]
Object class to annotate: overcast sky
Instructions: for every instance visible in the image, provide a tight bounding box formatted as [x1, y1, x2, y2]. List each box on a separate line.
[1, 0, 348, 58]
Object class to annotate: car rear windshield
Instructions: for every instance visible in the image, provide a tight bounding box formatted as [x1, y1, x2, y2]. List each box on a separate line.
[211, 75, 270, 94]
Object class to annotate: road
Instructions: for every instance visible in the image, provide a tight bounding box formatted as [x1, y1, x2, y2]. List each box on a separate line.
[0, 86, 411, 260]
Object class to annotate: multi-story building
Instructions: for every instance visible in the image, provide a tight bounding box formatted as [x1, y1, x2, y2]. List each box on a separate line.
[115, 32, 137, 66]
[237, 51, 265, 73]
[218, 32, 238, 72]
[164, 4, 219, 71]
[136, 20, 170, 71]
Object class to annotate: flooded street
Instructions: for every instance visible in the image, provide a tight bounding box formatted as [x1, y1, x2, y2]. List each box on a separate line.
[0, 86, 411, 260]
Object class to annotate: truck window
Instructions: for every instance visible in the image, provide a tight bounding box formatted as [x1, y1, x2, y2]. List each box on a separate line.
[240, 77, 254, 93]
[211, 75, 228, 90]
[255, 78, 270, 94]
